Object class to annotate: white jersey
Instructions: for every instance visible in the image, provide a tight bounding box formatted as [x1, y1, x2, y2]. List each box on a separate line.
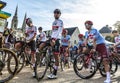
[36, 32, 46, 42]
[51, 19, 63, 39]
[114, 35, 120, 47]
[25, 26, 37, 41]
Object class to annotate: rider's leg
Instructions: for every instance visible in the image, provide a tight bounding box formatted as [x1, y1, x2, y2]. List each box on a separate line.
[96, 44, 110, 83]
[48, 39, 60, 79]
[38, 42, 46, 51]
[29, 40, 36, 77]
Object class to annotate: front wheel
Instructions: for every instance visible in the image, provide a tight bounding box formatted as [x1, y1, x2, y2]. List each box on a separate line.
[35, 52, 48, 81]
[73, 54, 97, 79]
[0, 48, 18, 83]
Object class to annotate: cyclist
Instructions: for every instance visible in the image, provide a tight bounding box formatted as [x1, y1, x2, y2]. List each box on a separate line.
[47, 9, 63, 79]
[36, 27, 46, 51]
[77, 34, 86, 54]
[112, 30, 120, 52]
[60, 29, 71, 68]
[25, 18, 37, 77]
[84, 20, 111, 83]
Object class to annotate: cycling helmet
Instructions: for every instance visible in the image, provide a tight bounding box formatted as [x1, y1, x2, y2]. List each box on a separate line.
[85, 20, 93, 25]
[78, 34, 84, 38]
[26, 18, 32, 24]
[54, 9, 61, 14]
[38, 27, 42, 30]
[62, 29, 68, 34]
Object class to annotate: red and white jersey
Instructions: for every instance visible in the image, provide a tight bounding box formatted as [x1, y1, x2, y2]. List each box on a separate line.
[25, 26, 37, 41]
[36, 32, 46, 42]
[51, 19, 63, 39]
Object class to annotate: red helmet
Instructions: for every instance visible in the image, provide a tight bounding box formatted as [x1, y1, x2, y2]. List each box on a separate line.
[62, 29, 68, 34]
[78, 34, 84, 38]
[85, 20, 93, 25]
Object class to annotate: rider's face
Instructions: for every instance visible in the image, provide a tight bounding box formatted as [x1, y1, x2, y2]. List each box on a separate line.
[39, 30, 42, 33]
[54, 13, 61, 19]
[27, 23, 33, 27]
[112, 32, 118, 37]
[85, 24, 92, 30]
[62, 33, 67, 37]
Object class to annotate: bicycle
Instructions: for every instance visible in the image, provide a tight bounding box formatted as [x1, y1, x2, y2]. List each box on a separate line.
[9, 41, 34, 74]
[0, 48, 18, 83]
[73, 50, 118, 79]
[35, 39, 56, 81]
[60, 46, 70, 71]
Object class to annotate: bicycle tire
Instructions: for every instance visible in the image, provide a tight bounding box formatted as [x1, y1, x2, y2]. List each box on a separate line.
[0, 48, 18, 83]
[35, 52, 48, 81]
[73, 54, 97, 79]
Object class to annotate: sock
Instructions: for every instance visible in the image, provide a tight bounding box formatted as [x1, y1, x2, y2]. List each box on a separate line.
[33, 63, 35, 67]
[54, 65, 58, 70]
[53, 66, 58, 75]
[106, 72, 110, 80]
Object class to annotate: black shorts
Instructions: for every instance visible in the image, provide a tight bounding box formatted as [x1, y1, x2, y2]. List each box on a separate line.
[53, 39, 60, 53]
[36, 41, 45, 48]
[44, 39, 60, 53]
[27, 40, 36, 52]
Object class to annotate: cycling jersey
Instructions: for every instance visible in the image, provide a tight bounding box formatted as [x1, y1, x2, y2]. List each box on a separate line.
[61, 35, 70, 46]
[51, 19, 63, 39]
[25, 26, 37, 41]
[36, 32, 46, 42]
[78, 39, 85, 47]
[85, 28, 105, 45]
[114, 35, 120, 47]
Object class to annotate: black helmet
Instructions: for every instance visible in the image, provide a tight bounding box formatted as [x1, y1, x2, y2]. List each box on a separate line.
[38, 27, 42, 30]
[54, 9, 61, 14]
[26, 18, 32, 24]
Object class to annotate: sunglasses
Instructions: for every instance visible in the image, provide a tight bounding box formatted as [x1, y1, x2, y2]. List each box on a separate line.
[85, 24, 92, 27]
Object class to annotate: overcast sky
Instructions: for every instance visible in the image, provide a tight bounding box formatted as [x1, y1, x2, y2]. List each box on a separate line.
[2, 0, 120, 34]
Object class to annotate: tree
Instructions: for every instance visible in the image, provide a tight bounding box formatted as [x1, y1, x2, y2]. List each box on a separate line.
[114, 21, 120, 32]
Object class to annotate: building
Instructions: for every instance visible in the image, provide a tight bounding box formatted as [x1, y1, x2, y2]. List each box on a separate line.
[44, 27, 80, 46]
[99, 25, 112, 37]
[11, 5, 18, 30]
[21, 13, 27, 33]
[99, 25, 113, 41]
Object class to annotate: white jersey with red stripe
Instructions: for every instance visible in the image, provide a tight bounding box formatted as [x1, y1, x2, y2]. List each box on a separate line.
[36, 32, 46, 42]
[114, 35, 120, 47]
[25, 26, 37, 41]
[51, 19, 63, 39]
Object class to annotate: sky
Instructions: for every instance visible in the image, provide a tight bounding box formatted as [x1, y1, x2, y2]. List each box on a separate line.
[2, 0, 120, 34]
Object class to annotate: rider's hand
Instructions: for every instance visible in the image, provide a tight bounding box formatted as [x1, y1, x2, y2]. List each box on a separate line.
[90, 48, 96, 53]
[50, 39, 56, 46]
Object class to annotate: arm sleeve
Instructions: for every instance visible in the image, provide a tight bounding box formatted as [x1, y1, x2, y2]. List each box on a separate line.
[94, 29, 100, 40]
[34, 26, 37, 34]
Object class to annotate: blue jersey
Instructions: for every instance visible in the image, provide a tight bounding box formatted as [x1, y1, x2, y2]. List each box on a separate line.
[85, 28, 105, 45]
[61, 35, 70, 46]
[78, 39, 85, 47]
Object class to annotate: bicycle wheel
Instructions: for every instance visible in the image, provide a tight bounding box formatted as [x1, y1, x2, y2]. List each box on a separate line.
[35, 52, 48, 81]
[0, 48, 18, 83]
[73, 54, 97, 79]
[16, 52, 25, 73]
[99, 59, 118, 77]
